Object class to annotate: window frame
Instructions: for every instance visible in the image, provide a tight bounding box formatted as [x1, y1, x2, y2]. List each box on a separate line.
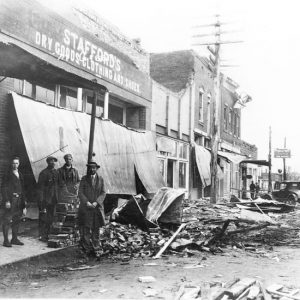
[198, 88, 204, 123]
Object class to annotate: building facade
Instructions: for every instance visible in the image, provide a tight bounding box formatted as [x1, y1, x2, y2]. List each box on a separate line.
[151, 80, 190, 193]
[150, 50, 259, 200]
[0, 0, 164, 204]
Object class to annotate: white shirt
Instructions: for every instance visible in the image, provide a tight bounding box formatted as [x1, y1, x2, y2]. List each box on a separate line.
[91, 174, 96, 186]
[13, 170, 19, 179]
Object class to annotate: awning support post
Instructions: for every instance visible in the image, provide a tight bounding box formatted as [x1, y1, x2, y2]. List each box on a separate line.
[88, 90, 97, 162]
[104, 90, 109, 119]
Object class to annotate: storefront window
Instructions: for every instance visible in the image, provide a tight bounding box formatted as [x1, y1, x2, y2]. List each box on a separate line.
[179, 162, 187, 188]
[60, 86, 78, 110]
[179, 143, 188, 159]
[168, 142, 177, 158]
[36, 83, 55, 105]
[159, 159, 165, 178]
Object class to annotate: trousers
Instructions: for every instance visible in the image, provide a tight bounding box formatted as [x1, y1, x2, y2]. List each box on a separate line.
[80, 226, 100, 254]
[2, 210, 22, 242]
[39, 205, 55, 239]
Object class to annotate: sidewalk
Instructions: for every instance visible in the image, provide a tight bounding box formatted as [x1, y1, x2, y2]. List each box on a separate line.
[0, 207, 76, 268]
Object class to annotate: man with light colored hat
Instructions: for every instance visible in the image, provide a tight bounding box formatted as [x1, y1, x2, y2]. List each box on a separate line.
[37, 156, 58, 241]
[78, 157, 106, 256]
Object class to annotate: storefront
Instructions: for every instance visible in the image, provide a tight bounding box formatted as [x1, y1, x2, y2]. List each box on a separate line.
[0, 0, 163, 201]
[156, 136, 189, 193]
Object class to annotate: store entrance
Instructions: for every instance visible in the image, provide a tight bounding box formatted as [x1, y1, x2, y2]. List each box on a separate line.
[167, 159, 174, 188]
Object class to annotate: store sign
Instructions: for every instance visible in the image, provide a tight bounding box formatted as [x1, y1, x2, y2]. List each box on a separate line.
[0, 0, 150, 98]
[274, 148, 291, 158]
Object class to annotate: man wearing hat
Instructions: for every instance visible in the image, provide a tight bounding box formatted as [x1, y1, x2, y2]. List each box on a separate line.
[37, 156, 59, 241]
[58, 154, 80, 200]
[1, 156, 27, 247]
[78, 158, 106, 256]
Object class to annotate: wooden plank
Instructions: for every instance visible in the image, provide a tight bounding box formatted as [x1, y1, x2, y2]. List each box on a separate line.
[225, 278, 256, 299]
[153, 223, 186, 259]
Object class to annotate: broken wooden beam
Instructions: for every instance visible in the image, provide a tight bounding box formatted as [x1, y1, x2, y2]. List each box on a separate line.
[227, 224, 270, 235]
[153, 223, 186, 259]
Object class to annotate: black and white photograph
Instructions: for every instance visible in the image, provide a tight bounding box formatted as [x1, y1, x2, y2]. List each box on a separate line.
[0, 0, 299, 298]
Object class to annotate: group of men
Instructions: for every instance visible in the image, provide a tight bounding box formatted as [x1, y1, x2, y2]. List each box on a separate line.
[1, 154, 106, 257]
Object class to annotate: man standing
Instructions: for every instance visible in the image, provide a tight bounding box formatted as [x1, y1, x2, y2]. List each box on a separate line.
[78, 159, 106, 256]
[58, 154, 80, 200]
[1, 157, 27, 247]
[255, 182, 260, 199]
[250, 181, 256, 200]
[38, 156, 58, 242]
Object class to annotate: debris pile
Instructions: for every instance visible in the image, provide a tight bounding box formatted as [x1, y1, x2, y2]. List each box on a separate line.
[98, 222, 172, 259]
[94, 196, 300, 258]
[47, 195, 80, 248]
[175, 277, 300, 300]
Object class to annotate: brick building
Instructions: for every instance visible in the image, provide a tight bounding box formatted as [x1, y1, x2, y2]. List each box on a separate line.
[150, 50, 259, 199]
[0, 0, 164, 205]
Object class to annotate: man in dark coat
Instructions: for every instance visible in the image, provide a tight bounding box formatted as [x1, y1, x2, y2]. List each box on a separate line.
[78, 159, 106, 255]
[58, 154, 80, 201]
[250, 181, 256, 200]
[37, 156, 59, 242]
[1, 157, 27, 247]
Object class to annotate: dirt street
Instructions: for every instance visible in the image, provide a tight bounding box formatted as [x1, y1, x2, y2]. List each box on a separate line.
[0, 246, 299, 299]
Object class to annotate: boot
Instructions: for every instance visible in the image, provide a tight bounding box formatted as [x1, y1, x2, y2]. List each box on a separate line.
[11, 222, 24, 246]
[2, 224, 12, 247]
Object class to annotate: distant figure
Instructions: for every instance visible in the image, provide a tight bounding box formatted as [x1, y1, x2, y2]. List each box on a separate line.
[250, 181, 256, 200]
[37, 156, 58, 242]
[58, 154, 80, 201]
[1, 157, 27, 247]
[255, 182, 260, 198]
[78, 158, 106, 257]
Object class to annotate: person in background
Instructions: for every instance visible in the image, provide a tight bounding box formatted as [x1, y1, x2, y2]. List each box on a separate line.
[58, 154, 80, 200]
[255, 182, 260, 199]
[250, 181, 256, 200]
[78, 158, 106, 257]
[37, 156, 58, 242]
[1, 157, 27, 247]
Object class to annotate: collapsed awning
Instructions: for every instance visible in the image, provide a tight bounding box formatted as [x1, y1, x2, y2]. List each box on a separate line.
[194, 144, 211, 187]
[146, 187, 185, 225]
[11, 92, 165, 194]
[218, 150, 248, 165]
[131, 131, 166, 193]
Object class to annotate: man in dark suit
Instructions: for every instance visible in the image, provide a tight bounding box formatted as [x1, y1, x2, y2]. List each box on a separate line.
[78, 159, 106, 256]
[1, 157, 27, 247]
[37, 156, 59, 242]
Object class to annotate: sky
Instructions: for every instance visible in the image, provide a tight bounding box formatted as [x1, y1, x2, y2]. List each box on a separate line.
[41, 0, 300, 173]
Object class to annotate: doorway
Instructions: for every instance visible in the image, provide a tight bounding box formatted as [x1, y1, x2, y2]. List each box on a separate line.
[167, 159, 174, 187]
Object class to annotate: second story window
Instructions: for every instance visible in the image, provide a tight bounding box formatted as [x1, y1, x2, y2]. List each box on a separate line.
[228, 108, 232, 133]
[199, 89, 204, 123]
[224, 106, 228, 131]
[236, 115, 240, 137]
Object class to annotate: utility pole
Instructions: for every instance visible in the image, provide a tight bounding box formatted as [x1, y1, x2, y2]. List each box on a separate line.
[192, 16, 242, 204]
[268, 126, 272, 193]
[209, 21, 221, 204]
[88, 90, 97, 162]
[283, 137, 287, 181]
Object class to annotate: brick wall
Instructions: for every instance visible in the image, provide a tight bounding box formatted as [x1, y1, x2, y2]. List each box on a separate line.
[0, 78, 14, 199]
[70, 7, 150, 74]
[238, 140, 258, 159]
[0, 78, 38, 203]
[220, 85, 242, 145]
[193, 55, 214, 135]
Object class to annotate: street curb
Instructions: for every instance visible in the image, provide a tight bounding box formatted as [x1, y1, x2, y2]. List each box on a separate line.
[0, 245, 79, 271]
